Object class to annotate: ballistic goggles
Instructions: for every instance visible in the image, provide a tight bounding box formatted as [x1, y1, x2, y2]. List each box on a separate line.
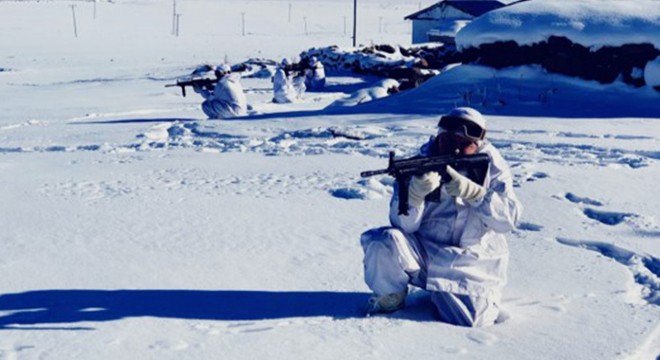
[438, 116, 486, 142]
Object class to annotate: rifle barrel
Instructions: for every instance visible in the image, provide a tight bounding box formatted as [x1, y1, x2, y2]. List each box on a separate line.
[360, 169, 389, 178]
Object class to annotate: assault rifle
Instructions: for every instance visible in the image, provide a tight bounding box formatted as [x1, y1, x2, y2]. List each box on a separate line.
[165, 76, 218, 97]
[284, 63, 309, 77]
[361, 151, 490, 215]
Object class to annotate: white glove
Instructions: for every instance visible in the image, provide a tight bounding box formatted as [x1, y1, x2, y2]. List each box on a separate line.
[408, 172, 440, 208]
[445, 165, 486, 202]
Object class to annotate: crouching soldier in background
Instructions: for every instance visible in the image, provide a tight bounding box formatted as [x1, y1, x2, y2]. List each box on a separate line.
[361, 107, 522, 327]
[193, 64, 247, 119]
[272, 58, 306, 103]
[304, 56, 326, 91]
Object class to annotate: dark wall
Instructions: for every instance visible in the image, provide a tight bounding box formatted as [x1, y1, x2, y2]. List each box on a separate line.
[460, 36, 659, 87]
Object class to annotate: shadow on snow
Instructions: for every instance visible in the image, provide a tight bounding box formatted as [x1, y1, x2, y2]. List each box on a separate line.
[0, 289, 370, 330]
[71, 118, 200, 125]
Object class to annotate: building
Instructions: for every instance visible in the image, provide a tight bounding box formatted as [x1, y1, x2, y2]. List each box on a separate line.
[405, 0, 505, 44]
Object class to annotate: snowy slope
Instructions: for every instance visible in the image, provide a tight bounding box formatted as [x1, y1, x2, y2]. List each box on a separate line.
[345, 64, 660, 117]
[0, 1, 659, 360]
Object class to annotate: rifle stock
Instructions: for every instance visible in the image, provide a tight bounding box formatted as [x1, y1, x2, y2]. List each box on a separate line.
[361, 151, 490, 215]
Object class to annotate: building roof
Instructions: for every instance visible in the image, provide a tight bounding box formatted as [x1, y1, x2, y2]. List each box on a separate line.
[405, 0, 506, 21]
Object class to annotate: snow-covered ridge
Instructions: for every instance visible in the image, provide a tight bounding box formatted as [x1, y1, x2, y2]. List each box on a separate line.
[457, 0, 660, 50]
[351, 64, 660, 117]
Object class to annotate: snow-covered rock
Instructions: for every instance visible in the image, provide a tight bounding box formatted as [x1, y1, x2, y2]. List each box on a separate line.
[326, 78, 400, 108]
[300, 44, 451, 76]
[644, 56, 660, 90]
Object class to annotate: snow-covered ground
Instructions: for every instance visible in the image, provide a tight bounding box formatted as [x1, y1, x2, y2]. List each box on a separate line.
[0, 1, 658, 359]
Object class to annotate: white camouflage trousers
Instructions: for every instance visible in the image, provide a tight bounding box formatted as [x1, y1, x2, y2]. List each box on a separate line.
[361, 227, 500, 327]
[202, 99, 242, 119]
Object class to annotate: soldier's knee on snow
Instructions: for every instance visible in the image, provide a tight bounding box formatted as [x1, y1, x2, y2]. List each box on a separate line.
[431, 292, 499, 327]
[360, 227, 402, 252]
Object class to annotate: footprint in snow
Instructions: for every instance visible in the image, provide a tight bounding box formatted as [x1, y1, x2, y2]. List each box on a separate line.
[527, 171, 548, 181]
[330, 187, 379, 200]
[517, 222, 543, 232]
[466, 330, 498, 346]
[556, 237, 660, 305]
[583, 208, 634, 226]
[626, 215, 660, 237]
[330, 176, 392, 200]
[564, 192, 603, 206]
[541, 304, 567, 313]
[516, 300, 542, 307]
[559, 192, 645, 229]
[513, 170, 549, 187]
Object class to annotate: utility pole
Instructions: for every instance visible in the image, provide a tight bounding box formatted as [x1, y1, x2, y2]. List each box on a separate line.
[288, 3, 292, 23]
[175, 13, 181, 36]
[172, 0, 177, 35]
[343, 16, 347, 36]
[70, 5, 78, 38]
[241, 12, 246, 36]
[352, 0, 357, 47]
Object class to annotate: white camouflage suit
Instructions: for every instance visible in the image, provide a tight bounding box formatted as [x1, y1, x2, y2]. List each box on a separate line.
[198, 72, 247, 119]
[272, 61, 306, 103]
[361, 136, 522, 327]
[304, 58, 326, 90]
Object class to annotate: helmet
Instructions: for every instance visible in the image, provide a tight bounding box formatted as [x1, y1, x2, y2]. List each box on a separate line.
[438, 107, 486, 141]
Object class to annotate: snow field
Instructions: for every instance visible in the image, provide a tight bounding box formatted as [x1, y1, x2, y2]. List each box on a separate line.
[1, 0, 659, 359]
